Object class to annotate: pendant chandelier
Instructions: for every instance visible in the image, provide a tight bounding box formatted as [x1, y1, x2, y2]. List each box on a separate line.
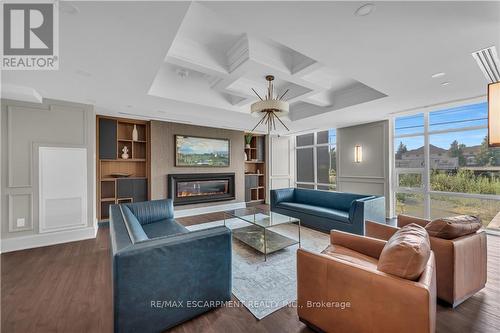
[250, 75, 290, 133]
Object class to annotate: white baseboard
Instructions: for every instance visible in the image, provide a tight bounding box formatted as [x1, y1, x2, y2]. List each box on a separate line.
[0, 226, 97, 253]
[174, 201, 246, 218]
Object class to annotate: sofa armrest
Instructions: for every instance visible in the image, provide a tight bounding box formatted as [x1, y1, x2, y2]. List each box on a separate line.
[430, 231, 487, 305]
[348, 196, 386, 234]
[113, 226, 232, 332]
[365, 220, 398, 241]
[270, 188, 295, 208]
[330, 230, 386, 259]
[397, 214, 430, 228]
[297, 249, 436, 333]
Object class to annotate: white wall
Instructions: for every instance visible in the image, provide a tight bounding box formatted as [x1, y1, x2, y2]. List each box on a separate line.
[1, 98, 96, 252]
[336, 120, 392, 216]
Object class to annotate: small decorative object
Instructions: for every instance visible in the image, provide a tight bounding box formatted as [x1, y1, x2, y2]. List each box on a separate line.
[121, 146, 129, 159]
[354, 145, 363, 163]
[257, 169, 261, 175]
[109, 172, 132, 178]
[245, 133, 253, 149]
[244, 152, 248, 161]
[132, 124, 139, 141]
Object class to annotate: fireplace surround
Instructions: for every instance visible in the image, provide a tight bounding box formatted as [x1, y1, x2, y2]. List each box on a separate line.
[168, 173, 235, 206]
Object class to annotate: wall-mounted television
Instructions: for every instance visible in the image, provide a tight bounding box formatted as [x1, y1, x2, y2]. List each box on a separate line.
[175, 135, 230, 167]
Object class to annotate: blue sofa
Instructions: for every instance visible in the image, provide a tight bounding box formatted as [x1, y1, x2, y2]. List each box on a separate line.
[109, 199, 232, 333]
[270, 188, 385, 235]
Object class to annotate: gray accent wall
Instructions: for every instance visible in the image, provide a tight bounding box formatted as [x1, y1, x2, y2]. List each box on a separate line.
[150, 120, 245, 210]
[336, 120, 392, 216]
[1, 98, 95, 241]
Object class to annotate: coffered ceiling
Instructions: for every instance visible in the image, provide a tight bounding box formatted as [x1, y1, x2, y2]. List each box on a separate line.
[149, 3, 386, 122]
[2, 1, 500, 134]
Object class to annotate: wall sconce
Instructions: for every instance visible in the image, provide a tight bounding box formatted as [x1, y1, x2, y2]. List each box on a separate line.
[489, 82, 500, 147]
[354, 145, 363, 163]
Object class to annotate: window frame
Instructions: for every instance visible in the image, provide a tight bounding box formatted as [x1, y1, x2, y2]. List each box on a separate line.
[392, 101, 500, 220]
[295, 130, 337, 190]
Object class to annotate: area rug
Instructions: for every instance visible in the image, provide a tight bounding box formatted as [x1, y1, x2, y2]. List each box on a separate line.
[186, 218, 329, 320]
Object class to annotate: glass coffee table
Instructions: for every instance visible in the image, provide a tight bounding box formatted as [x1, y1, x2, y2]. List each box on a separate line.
[223, 207, 301, 261]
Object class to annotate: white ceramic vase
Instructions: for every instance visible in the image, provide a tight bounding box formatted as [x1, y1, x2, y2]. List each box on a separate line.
[132, 125, 139, 141]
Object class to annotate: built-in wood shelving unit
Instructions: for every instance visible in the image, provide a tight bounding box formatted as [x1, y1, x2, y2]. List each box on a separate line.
[97, 116, 151, 221]
[244, 134, 266, 204]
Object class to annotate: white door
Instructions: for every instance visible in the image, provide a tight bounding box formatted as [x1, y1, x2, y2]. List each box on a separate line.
[268, 135, 294, 200]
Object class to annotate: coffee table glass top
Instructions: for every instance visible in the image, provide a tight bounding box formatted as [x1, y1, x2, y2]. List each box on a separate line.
[224, 207, 299, 228]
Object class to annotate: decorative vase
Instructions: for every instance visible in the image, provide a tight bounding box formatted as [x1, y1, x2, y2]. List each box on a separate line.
[244, 152, 248, 161]
[245, 144, 251, 149]
[132, 125, 138, 141]
[121, 146, 129, 159]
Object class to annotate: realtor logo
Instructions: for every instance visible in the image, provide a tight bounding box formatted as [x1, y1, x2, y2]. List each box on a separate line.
[2, 1, 59, 70]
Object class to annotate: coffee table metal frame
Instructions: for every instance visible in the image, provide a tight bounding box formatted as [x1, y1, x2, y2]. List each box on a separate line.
[223, 208, 301, 261]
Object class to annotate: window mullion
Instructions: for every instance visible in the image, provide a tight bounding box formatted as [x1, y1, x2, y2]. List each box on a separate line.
[423, 112, 431, 219]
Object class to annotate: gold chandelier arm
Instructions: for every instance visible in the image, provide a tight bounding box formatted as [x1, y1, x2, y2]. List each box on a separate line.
[274, 112, 290, 131]
[278, 89, 289, 101]
[250, 111, 268, 132]
[252, 88, 264, 101]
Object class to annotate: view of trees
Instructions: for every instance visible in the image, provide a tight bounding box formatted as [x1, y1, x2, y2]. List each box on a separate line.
[396, 136, 500, 195]
[395, 141, 408, 160]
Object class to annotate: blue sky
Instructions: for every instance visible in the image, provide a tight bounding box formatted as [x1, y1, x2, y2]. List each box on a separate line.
[395, 102, 488, 150]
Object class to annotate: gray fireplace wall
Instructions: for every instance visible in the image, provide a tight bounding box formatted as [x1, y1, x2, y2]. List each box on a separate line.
[150, 120, 245, 210]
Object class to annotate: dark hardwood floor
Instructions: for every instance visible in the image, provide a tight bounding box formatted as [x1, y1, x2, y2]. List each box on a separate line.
[2, 209, 499, 333]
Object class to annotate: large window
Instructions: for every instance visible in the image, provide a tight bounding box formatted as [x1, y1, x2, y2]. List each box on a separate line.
[393, 102, 500, 229]
[296, 130, 336, 190]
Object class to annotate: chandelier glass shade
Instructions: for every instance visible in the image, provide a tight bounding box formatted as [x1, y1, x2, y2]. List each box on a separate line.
[250, 75, 290, 133]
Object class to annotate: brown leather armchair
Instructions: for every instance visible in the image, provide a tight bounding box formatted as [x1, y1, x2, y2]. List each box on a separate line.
[365, 215, 487, 307]
[297, 230, 436, 333]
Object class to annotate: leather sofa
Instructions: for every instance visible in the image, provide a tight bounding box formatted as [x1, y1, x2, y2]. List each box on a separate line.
[109, 199, 232, 333]
[270, 188, 385, 234]
[366, 215, 487, 307]
[297, 230, 436, 333]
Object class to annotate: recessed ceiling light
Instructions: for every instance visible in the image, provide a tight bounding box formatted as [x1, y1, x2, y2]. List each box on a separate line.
[431, 72, 446, 78]
[441, 82, 450, 86]
[355, 3, 376, 16]
[60, 3, 80, 15]
[176, 68, 189, 79]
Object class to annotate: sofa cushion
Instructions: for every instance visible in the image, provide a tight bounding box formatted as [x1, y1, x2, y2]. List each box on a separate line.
[125, 199, 174, 225]
[277, 202, 350, 223]
[322, 244, 378, 270]
[425, 215, 482, 239]
[141, 219, 189, 239]
[377, 223, 431, 281]
[294, 188, 368, 212]
[121, 206, 149, 243]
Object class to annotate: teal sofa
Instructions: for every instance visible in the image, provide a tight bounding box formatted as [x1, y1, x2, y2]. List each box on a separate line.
[270, 188, 385, 235]
[109, 199, 232, 333]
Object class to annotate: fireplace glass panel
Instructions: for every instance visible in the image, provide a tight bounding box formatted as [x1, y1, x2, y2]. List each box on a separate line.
[176, 180, 229, 198]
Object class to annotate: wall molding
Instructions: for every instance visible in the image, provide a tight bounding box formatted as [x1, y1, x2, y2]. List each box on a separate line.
[173, 201, 246, 218]
[38, 146, 88, 233]
[8, 193, 33, 232]
[0, 226, 97, 253]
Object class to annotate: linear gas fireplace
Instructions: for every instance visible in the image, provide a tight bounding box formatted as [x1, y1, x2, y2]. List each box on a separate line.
[168, 173, 235, 206]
